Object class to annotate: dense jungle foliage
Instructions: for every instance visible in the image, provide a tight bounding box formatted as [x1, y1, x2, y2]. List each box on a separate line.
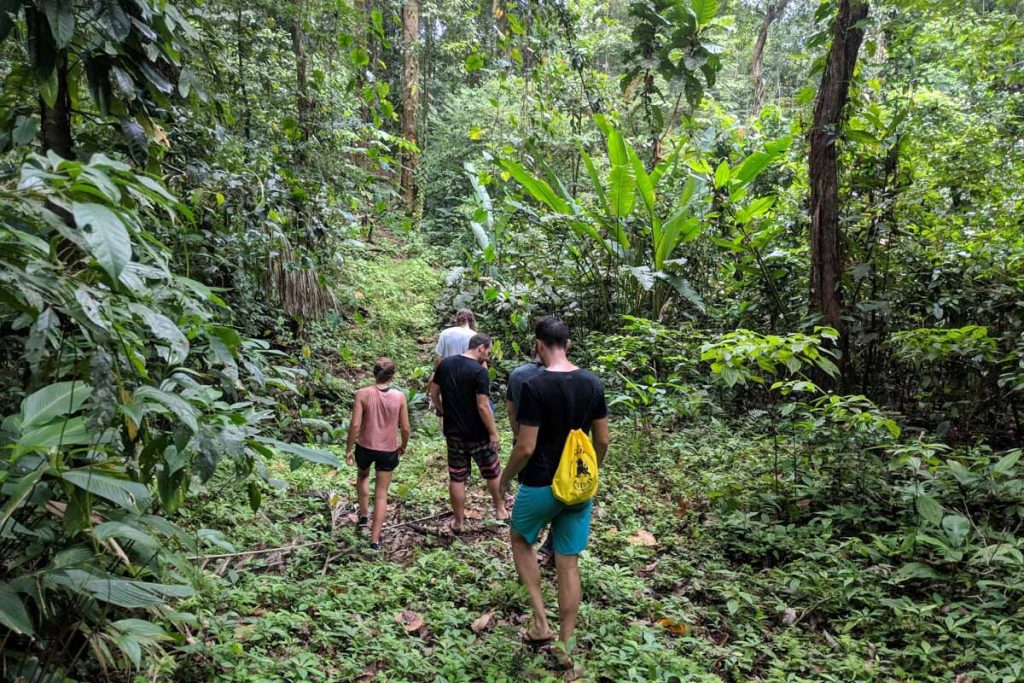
[1, 0, 1022, 680]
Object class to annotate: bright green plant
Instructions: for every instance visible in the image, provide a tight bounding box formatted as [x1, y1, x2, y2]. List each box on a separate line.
[0, 153, 335, 677]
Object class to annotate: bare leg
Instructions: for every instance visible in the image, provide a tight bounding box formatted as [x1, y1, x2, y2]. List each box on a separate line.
[511, 530, 553, 639]
[554, 553, 582, 650]
[449, 480, 466, 531]
[355, 468, 371, 518]
[370, 470, 393, 543]
[485, 476, 509, 520]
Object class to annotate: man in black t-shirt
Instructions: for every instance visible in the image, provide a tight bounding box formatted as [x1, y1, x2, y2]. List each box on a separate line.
[499, 317, 609, 670]
[429, 333, 508, 532]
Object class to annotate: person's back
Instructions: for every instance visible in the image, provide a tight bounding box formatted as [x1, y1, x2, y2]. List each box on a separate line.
[500, 316, 609, 675]
[356, 385, 404, 452]
[434, 308, 478, 360]
[515, 369, 606, 486]
[435, 325, 475, 359]
[507, 361, 544, 418]
[433, 354, 489, 441]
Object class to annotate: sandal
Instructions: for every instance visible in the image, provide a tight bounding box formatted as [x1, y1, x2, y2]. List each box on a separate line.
[542, 645, 584, 678]
[520, 619, 554, 645]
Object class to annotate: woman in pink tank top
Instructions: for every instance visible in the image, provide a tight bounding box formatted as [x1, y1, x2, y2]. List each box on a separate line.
[345, 358, 410, 549]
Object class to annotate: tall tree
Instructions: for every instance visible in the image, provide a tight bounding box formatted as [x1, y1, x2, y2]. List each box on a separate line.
[751, 0, 791, 116]
[400, 0, 420, 214]
[292, 0, 313, 143]
[808, 0, 868, 358]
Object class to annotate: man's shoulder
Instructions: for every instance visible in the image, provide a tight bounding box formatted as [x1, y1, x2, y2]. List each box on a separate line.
[510, 362, 543, 380]
[576, 368, 605, 388]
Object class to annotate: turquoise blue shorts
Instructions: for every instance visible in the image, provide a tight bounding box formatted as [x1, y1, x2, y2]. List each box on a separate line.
[511, 485, 593, 556]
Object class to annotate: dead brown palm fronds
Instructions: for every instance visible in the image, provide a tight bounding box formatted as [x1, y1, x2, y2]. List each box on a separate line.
[266, 234, 338, 321]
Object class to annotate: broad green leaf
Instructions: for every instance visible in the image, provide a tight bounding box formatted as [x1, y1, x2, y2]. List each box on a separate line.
[49, 569, 193, 608]
[20, 381, 92, 429]
[690, 0, 718, 26]
[942, 514, 971, 547]
[134, 385, 199, 433]
[129, 304, 189, 365]
[656, 273, 706, 313]
[465, 53, 485, 73]
[606, 128, 629, 167]
[92, 521, 159, 550]
[0, 465, 47, 532]
[608, 164, 636, 218]
[20, 416, 96, 449]
[45, 0, 75, 48]
[0, 582, 33, 636]
[713, 160, 730, 189]
[630, 148, 656, 220]
[73, 202, 132, 282]
[915, 494, 944, 525]
[256, 437, 340, 467]
[61, 470, 152, 511]
[992, 449, 1020, 476]
[579, 146, 610, 217]
[501, 161, 571, 214]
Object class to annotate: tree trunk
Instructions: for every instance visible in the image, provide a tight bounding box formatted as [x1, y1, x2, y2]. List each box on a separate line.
[400, 0, 419, 215]
[808, 0, 868, 376]
[751, 0, 791, 116]
[40, 52, 74, 159]
[27, 7, 73, 159]
[291, 0, 313, 143]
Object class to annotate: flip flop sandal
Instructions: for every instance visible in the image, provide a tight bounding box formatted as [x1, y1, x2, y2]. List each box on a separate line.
[519, 628, 555, 645]
[541, 646, 584, 678]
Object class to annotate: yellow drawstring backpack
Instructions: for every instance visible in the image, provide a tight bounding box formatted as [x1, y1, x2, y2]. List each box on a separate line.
[551, 428, 599, 505]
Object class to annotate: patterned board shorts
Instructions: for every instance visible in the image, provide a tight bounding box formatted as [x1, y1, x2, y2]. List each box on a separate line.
[445, 437, 501, 483]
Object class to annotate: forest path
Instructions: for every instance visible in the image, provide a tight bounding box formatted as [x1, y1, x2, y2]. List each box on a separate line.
[183, 244, 721, 681]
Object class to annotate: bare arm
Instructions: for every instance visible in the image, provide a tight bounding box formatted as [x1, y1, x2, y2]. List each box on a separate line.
[345, 392, 365, 465]
[591, 417, 610, 466]
[500, 424, 537, 491]
[506, 400, 519, 437]
[398, 395, 411, 455]
[476, 394, 500, 452]
[429, 381, 442, 416]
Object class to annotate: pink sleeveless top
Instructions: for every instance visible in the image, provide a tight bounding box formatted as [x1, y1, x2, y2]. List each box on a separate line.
[357, 386, 403, 452]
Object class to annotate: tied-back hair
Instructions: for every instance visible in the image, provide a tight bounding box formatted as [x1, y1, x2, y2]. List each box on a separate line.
[373, 357, 396, 383]
[455, 308, 477, 330]
[467, 333, 492, 350]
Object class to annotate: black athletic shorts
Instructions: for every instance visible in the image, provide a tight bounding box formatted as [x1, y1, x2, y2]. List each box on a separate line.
[355, 444, 399, 472]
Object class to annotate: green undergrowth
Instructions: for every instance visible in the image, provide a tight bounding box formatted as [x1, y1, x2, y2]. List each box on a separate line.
[167, 418, 1024, 682]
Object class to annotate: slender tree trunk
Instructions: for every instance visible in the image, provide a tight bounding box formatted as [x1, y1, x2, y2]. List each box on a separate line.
[40, 53, 74, 159]
[291, 0, 313, 143]
[421, 13, 431, 146]
[809, 0, 868, 379]
[400, 0, 420, 215]
[27, 7, 73, 159]
[751, 0, 791, 116]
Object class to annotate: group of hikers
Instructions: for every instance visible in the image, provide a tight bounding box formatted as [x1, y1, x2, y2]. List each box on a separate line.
[343, 308, 609, 672]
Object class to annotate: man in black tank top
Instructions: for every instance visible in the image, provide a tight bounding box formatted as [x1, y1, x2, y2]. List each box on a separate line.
[499, 317, 610, 672]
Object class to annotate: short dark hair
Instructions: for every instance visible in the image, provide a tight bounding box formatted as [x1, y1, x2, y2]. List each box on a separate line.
[535, 316, 569, 349]
[456, 308, 477, 330]
[467, 333, 492, 350]
[373, 357, 396, 382]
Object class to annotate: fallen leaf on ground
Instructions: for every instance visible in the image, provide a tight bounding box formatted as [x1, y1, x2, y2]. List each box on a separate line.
[395, 610, 425, 633]
[781, 607, 798, 626]
[640, 561, 659, 574]
[465, 509, 483, 520]
[471, 612, 494, 633]
[655, 617, 687, 635]
[627, 529, 658, 546]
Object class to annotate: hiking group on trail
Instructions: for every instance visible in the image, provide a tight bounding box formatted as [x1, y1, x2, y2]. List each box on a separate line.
[343, 310, 609, 674]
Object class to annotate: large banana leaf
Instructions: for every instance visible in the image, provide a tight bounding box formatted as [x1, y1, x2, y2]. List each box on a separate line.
[606, 130, 636, 218]
[500, 161, 571, 215]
